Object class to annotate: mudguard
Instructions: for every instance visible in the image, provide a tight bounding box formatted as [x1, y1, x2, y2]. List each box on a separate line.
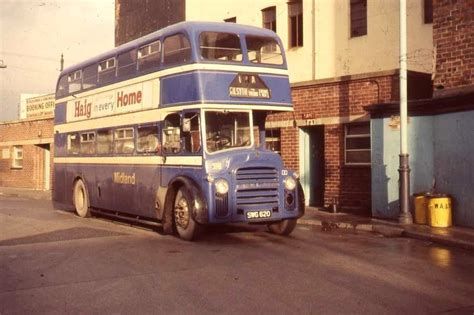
[162, 176, 209, 227]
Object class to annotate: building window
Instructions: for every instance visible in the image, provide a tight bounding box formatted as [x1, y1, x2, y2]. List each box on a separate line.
[288, 0, 303, 47]
[265, 128, 281, 155]
[423, 0, 433, 24]
[350, 0, 367, 37]
[224, 17, 236, 23]
[11, 146, 23, 169]
[345, 123, 371, 165]
[262, 6, 276, 32]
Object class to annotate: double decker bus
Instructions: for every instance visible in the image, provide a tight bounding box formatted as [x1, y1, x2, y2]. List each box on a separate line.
[53, 21, 304, 240]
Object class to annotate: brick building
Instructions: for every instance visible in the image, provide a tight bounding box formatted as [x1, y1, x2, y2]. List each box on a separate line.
[115, 0, 434, 215]
[366, 0, 474, 227]
[0, 118, 54, 190]
[0, 94, 55, 191]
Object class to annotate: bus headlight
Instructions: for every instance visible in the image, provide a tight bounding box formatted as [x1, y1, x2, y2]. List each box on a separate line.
[283, 176, 297, 191]
[215, 179, 229, 195]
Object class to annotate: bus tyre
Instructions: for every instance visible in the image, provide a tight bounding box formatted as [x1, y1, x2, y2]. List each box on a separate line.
[73, 179, 91, 218]
[174, 187, 201, 241]
[267, 218, 297, 236]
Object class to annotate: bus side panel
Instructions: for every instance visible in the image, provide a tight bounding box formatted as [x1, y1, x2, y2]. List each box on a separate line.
[160, 72, 292, 107]
[53, 163, 67, 204]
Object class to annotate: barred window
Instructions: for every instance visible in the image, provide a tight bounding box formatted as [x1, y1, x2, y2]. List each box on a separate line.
[265, 128, 281, 155]
[424, 0, 433, 24]
[345, 123, 371, 165]
[288, 0, 303, 47]
[350, 0, 367, 37]
[262, 6, 276, 32]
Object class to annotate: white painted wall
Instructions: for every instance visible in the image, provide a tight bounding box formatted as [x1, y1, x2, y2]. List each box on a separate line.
[185, 0, 433, 83]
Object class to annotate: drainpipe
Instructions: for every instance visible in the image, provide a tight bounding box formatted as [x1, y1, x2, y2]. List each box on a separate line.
[398, 0, 413, 224]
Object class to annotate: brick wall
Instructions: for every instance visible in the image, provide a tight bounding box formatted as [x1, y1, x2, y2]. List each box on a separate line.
[0, 119, 54, 190]
[268, 71, 430, 213]
[434, 0, 474, 91]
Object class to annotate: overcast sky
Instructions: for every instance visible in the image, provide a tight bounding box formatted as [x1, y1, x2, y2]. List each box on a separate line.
[0, 0, 115, 122]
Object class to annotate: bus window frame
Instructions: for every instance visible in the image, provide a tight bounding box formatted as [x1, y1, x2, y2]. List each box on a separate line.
[162, 33, 192, 66]
[136, 124, 161, 155]
[114, 126, 135, 155]
[202, 109, 254, 156]
[198, 31, 243, 63]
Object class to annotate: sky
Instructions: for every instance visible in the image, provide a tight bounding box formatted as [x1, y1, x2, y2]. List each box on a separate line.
[0, 0, 115, 122]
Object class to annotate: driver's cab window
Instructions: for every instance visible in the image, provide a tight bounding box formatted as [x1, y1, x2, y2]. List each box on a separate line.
[183, 112, 201, 153]
[162, 113, 181, 153]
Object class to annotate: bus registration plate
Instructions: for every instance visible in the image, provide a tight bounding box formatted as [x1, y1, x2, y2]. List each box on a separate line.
[246, 210, 272, 219]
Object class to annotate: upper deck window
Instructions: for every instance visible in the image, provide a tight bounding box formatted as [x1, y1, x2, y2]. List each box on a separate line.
[163, 34, 191, 65]
[138, 40, 161, 71]
[246, 36, 283, 65]
[199, 32, 242, 62]
[57, 75, 69, 98]
[98, 57, 116, 83]
[83, 64, 98, 90]
[117, 49, 137, 76]
[99, 58, 116, 72]
[68, 70, 82, 93]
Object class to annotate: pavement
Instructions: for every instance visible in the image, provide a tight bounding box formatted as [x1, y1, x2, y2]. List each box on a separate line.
[1, 186, 474, 251]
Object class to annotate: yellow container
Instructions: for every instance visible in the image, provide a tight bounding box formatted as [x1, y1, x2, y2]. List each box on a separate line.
[414, 193, 428, 224]
[427, 194, 452, 227]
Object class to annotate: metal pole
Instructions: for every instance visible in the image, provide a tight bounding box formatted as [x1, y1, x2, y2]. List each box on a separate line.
[60, 54, 64, 72]
[398, 0, 413, 224]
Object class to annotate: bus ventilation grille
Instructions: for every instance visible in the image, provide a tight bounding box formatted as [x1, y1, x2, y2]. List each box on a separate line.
[235, 167, 279, 209]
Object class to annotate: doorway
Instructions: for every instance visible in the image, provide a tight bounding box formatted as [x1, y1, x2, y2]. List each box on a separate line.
[299, 126, 325, 207]
[37, 144, 51, 190]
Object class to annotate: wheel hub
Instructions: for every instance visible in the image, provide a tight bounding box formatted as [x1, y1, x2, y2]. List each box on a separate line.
[175, 197, 190, 229]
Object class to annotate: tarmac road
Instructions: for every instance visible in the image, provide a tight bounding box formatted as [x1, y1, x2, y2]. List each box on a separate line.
[1, 195, 474, 314]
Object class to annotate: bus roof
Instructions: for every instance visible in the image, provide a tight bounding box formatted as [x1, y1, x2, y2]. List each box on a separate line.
[61, 21, 283, 75]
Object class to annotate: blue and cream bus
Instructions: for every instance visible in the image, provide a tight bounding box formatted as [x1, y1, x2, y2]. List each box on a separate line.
[53, 21, 304, 240]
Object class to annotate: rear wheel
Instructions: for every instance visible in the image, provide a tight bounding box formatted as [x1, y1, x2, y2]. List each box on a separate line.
[174, 187, 201, 241]
[73, 179, 91, 218]
[267, 218, 297, 236]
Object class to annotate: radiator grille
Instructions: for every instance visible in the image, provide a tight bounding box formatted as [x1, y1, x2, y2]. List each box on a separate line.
[235, 167, 279, 208]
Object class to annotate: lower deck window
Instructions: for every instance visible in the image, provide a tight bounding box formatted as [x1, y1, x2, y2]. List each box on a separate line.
[137, 126, 160, 153]
[345, 123, 371, 165]
[115, 128, 135, 154]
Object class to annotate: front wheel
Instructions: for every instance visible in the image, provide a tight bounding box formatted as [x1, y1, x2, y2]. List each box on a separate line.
[73, 179, 91, 218]
[174, 187, 201, 241]
[267, 218, 297, 236]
